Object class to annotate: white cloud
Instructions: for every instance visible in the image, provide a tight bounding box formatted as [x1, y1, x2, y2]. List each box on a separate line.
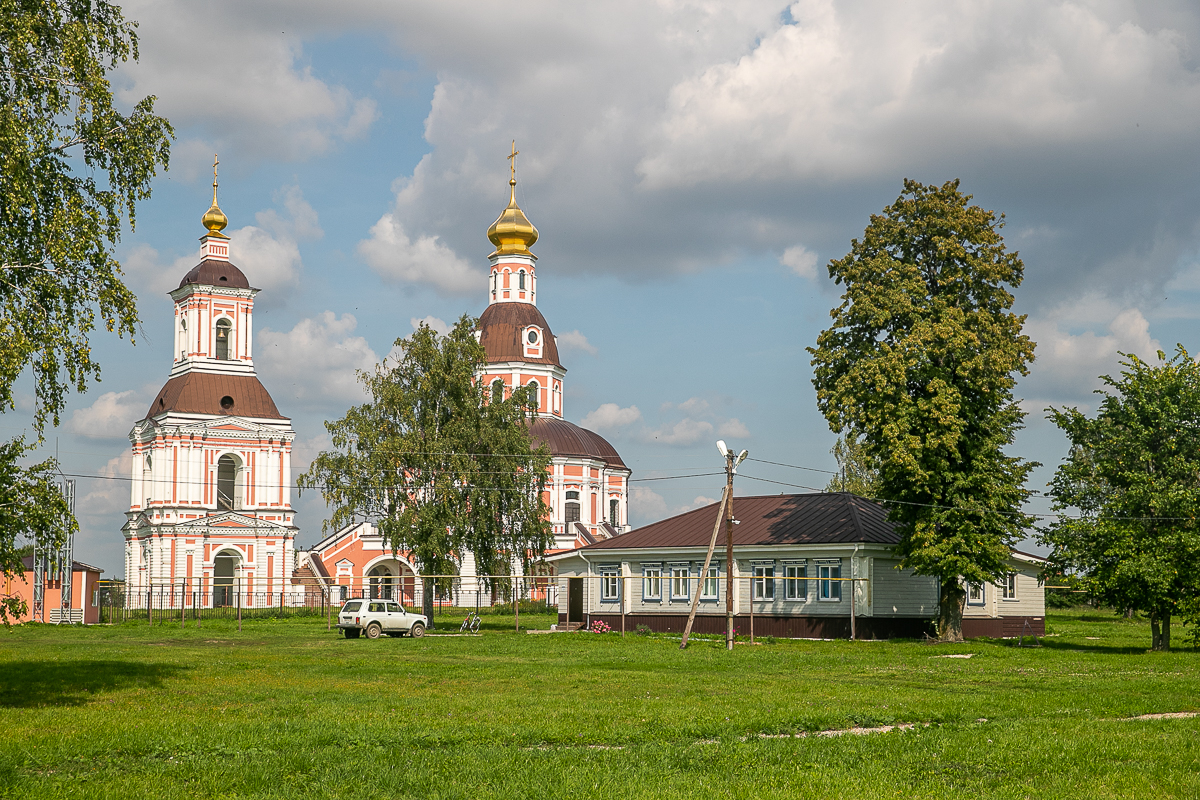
[116, 1, 378, 161]
[717, 418, 750, 438]
[1023, 306, 1162, 408]
[77, 452, 135, 520]
[647, 418, 715, 446]
[410, 315, 452, 336]
[630, 486, 669, 523]
[580, 403, 642, 431]
[68, 389, 153, 439]
[358, 213, 482, 295]
[781, 245, 819, 279]
[557, 330, 598, 355]
[226, 226, 301, 302]
[256, 184, 324, 241]
[257, 312, 380, 409]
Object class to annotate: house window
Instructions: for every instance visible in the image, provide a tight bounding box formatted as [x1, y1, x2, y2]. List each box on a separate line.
[785, 563, 807, 601]
[609, 499, 619, 526]
[600, 568, 619, 601]
[1002, 573, 1018, 600]
[215, 318, 231, 360]
[670, 565, 690, 600]
[564, 490, 580, 523]
[752, 565, 775, 600]
[819, 562, 842, 601]
[701, 564, 720, 599]
[643, 566, 662, 600]
[518, 270, 526, 290]
[967, 583, 985, 605]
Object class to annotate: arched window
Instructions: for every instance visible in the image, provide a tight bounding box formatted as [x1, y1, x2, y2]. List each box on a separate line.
[518, 270, 526, 290]
[610, 499, 619, 527]
[565, 490, 581, 523]
[213, 552, 238, 607]
[179, 317, 188, 359]
[215, 318, 232, 360]
[216, 454, 238, 511]
[491, 379, 505, 402]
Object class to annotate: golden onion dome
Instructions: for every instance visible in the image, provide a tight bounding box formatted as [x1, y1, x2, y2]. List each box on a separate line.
[202, 202, 228, 236]
[487, 178, 538, 257]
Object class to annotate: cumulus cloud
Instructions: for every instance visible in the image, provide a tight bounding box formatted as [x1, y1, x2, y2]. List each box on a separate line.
[781, 245, 819, 279]
[78, 452, 135, 520]
[358, 213, 482, 295]
[717, 418, 750, 438]
[580, 403, 642, 431]
[557, 330, 598, 355]
[647, 418, 715, 446]
[630, 486, 669, 522]
[116, 0, 378, 162]
[256, 184, 324, 241]
[410, 315, 452, 335]
[68, 388, 154, 439]
[257, 312, 380, 409]
[1022, 306, 1162, 409]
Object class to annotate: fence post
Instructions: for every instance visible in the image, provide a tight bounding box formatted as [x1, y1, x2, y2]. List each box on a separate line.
[237, 577, 242, 632]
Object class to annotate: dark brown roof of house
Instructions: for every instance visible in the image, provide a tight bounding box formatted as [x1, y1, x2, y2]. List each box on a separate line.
[528, 416, 627, 470]
[147, 372, 285, 420]
[179, 259, 251, 290]
[478, 302, 561, 366]
[581, 493, 900, 551]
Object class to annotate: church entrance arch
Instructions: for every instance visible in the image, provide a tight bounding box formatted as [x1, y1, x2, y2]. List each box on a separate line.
[213, 550, 240, 607]
[368, 564, 395, 600]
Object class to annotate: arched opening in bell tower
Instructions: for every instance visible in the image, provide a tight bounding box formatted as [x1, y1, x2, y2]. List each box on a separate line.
[215, 318, 232, 360]
[216, 454, 242, 511]
[368, 564, 395, 600]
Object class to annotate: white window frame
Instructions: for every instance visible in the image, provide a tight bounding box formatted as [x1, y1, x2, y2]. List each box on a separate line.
[784, 563, 807, 601]
[701, 564, 720, 600]
[670, 565, 690, 600]
[1002, 572, 1018, 600]
[600, 567, 620, 602]
[967, 582, 985, 605]
[642, 565, 662, 601]
[752, 565, 775, 600]
[818, 562, 842, 601]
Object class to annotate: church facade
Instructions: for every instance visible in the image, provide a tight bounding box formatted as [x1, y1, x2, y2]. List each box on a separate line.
[122, 172, 299, 607]
[304, 160, 631, 602]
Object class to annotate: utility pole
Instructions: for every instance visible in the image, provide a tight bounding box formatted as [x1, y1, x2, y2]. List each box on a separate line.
[724, 449, 735, 651]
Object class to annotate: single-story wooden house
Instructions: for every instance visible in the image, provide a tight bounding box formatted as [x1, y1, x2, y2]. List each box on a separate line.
[546, 493, 1045, 639]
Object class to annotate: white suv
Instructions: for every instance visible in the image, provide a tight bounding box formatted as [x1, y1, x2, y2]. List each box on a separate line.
[338, 599, 428, 639]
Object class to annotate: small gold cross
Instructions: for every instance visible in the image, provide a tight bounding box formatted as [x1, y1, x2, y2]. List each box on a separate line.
[507, 140, 519, 181]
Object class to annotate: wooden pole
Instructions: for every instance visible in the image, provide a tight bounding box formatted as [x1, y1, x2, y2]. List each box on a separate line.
[749, 578, 754, 644]
[680, 488, 729, 648]
[849, 576, 856, 641]
[237, 577, 242, 632]
[514, 574, 520, 633]
[621, 574, 626, 637]
[725, 452, 735, 651]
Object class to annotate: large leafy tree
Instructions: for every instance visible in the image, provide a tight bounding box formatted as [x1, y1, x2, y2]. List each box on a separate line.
[1042, 348, 1200, 651]
[300, 317, 553, 625]
[0, 0, 172, 619]
[809, 179, 1037, 641]
[823, 435, 880, 497]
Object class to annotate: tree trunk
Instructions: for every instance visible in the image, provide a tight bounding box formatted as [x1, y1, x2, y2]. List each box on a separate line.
[1150, 612, 1171, 651]
[423, 577, 435, 629]
[938, 578, 966, 642]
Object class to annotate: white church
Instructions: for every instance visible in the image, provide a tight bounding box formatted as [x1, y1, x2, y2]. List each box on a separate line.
[123, 156, 632, 607]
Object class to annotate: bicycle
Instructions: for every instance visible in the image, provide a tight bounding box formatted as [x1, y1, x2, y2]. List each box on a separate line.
[460, 611, 482, 634]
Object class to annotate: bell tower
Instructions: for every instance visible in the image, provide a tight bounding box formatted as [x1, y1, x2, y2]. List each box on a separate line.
[123, 158, 299, 609]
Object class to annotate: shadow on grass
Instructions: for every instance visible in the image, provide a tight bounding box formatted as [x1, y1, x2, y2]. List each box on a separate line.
[1035, 639, 1159, 656]
[0, 660, 188, 708]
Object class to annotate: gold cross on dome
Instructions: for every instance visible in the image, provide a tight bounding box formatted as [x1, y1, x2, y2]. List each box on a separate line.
[212, 154, 220, 203]
[508, 140, 519, 181]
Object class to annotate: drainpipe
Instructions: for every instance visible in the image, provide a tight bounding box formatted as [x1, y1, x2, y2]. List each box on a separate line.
[850, 544, 860, 641]
[579, 552, 592, 631]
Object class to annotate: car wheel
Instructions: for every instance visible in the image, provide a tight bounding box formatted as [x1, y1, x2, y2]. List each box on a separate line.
[345, 628, 360, 639]
[366, 623, 382, 639]
[410, 622, 426, 638]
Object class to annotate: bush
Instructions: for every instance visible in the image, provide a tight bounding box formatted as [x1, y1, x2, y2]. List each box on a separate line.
[635, 624, 652, 636]
[489, 599, 553, 616]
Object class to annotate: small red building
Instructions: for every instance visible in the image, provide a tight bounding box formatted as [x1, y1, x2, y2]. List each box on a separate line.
[4, 556, 104, 624]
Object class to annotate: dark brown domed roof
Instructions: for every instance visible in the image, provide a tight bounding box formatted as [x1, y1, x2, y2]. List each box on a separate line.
[147, 373, 285, 420]
[478, 303, 561, 367]
[179, 258, 251, 290]
[528, 416, 627, 470]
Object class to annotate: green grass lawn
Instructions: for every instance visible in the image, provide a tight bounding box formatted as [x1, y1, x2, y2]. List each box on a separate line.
[1, 608, 1196, 799]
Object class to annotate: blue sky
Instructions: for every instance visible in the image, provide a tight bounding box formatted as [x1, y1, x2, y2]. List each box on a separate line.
[14, 1, 1200, 574]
